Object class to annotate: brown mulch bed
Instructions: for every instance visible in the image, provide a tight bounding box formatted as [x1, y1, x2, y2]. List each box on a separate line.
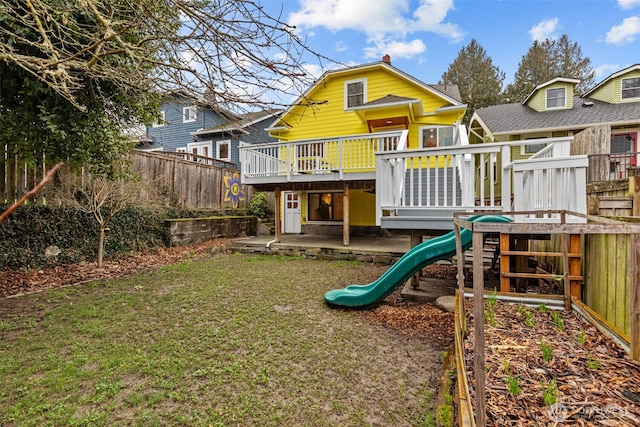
[464, 299, 640, 426]
[0, 239, 233, 299]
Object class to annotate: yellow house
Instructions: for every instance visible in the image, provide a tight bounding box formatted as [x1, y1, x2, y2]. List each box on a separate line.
[241, 56, 466, 244]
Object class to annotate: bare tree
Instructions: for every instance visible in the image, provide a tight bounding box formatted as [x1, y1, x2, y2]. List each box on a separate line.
[59, 167, 140, 267]
[0, 0, 332, 113]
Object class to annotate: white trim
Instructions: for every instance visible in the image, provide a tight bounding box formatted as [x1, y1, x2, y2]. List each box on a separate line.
[418, 125, 455, 148]
[545, 87, 567, 110]
[621, 76, 640, 101]
[183, 105, 197, 123]
[216, 140, 231, 161]
[187, 140, 212, 157]
[344, 78, 367, 110]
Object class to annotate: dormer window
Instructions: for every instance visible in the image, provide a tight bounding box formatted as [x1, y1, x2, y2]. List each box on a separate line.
[546, 88, 566, 109]
[622, 77, 640, 100]
[183, 106, 197, 123]
[344, 78, 366, 109]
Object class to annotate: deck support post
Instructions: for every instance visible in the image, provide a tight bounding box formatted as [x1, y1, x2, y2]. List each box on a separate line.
[343, 182, 350, 246]
[274, 186, 282, 243]
[411, 231, 422, 289]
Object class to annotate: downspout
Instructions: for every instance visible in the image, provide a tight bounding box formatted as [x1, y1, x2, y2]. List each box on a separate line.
[266, 237, 278, 249]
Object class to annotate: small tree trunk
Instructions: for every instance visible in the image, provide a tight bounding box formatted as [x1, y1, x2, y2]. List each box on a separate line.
[97, 227, 105, 267]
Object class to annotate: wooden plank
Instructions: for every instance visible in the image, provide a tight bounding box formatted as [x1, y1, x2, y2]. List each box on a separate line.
[472, 230, 486, 427]
[617, 234, 629, 334]
[500, 233, 510, 292]
[570, 234, 582, 300]
[606, 234, 617, 327]
[454, 225, 466, 334]
[562, 233, 571, 310]
[631, 176, 640, 217]
[631, 233, 640, 360]
[500, 272, 582, 280]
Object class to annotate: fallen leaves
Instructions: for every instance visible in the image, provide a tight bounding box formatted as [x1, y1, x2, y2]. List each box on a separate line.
[0, 239, 233, 299]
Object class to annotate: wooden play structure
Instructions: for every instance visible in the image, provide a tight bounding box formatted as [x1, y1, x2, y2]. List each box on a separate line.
[453, 210, 640, 427]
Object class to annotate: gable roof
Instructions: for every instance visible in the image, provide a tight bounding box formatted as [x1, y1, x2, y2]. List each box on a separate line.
[268, 60, 464, 130]
[192, 109, 281, 136]
[583, 63, 640, 97]
[521, 77, 580, 105]
[473, 97, 640, 136]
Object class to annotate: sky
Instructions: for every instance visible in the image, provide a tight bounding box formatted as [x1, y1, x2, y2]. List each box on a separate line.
[263, 0, 640, 87]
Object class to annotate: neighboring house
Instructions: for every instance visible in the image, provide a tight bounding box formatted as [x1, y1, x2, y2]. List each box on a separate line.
[191, 110, 280, 168]
[468, 64, 640, 182]
[143, 95, 279, 169]
[240, 55, 467, 242]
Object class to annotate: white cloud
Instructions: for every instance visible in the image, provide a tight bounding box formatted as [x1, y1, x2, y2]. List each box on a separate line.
[606, 15, 640, 44]
[363, 39, 427, 60]
[335, 41, 348, 52]
[619, 0, 640, 10]
[288, 0, 461, 59]
[529, 18, 559, 41]
[594, 63, 622, 77]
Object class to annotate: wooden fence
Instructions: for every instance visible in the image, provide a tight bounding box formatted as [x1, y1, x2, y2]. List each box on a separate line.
[1, 150, 251, 210]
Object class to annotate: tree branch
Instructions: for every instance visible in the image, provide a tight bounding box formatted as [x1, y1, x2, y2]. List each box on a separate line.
[0, 162, 64, 224]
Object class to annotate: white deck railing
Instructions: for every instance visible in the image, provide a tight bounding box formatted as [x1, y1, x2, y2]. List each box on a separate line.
[240, 126, 587, 226]
[375, 134, 585, 225]
[512, 155, 588, 220]
[240, 130, 407, 182]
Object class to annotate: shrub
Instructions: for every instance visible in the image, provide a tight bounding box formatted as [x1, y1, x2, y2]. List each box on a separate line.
[0, 204, 220, 270]
[247, 192, 269, 219]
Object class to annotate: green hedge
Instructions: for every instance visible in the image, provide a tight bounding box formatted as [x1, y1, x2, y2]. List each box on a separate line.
[0, 204, 228, 271]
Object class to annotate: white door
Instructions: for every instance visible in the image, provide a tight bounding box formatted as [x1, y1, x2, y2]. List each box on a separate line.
[284, 192, 301, 234]
[187, 141, 212, 161]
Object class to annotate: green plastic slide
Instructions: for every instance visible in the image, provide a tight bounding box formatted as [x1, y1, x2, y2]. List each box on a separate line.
[324, 215, 512, 308]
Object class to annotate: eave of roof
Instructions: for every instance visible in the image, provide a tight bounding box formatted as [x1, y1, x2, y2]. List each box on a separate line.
[474, 96, 640, 136]
[583, 63, 640, 97]
[521, 77, 581, 105]
[192, 109, 281, 136]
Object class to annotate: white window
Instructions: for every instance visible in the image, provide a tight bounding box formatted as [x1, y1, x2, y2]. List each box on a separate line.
[344, 78, 366, 109]
[546, 88, 566, 109]
[622, 77, 640, 100]
[419, 126, 454, 148]
[216, 140, 231, 161]
[152, 111, 165, 127]
[187, 141, 212, 159]
[183, 106, 197, 123]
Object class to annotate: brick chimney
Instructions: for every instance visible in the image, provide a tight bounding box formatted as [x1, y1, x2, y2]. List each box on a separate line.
[382, 54, 391, 64]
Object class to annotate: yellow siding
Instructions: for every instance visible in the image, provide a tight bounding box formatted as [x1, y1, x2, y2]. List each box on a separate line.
[525, 82, 575, 112]
[589, 70, 640, 103]
[273, 66, 459, 143]
[298, 189, 376, 226]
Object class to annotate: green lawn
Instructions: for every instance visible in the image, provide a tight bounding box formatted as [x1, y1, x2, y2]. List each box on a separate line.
[0, 253, 441, 426]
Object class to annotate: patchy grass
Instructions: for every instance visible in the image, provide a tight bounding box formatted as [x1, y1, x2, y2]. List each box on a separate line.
[0, 253, 441, 426]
